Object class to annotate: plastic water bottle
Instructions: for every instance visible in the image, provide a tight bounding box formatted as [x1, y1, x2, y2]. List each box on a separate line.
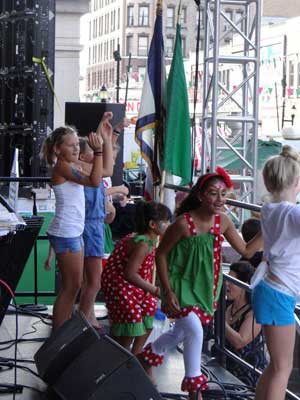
[146, 302, 169, 344]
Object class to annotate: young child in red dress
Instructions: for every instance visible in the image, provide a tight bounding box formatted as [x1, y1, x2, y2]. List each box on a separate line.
[101, 200, 171, 355]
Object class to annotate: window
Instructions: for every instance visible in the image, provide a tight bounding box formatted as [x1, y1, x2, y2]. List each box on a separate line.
[138, 66, 146, 81]
[87, 72, 91, 91]
[199, 38, 204, 51]
[111, 11, 115, 31]
[235, 11, 244, 31]
[223, 10, 233, 31]
[127, 5, 134, 26]
[289, 61, 295, 87]
[138, 35, 149, 56]
[167, 7, 175, 28]
[126, 35, 133, 56]
[180, 7, 187, 24]
[139, 5, 149, 26]
[166, 37, 174, 57]
[99, 16, 103, 36]
[196, 8, 205, 29]
[182, 37, 186, 58]
[105, 14, 108, 34]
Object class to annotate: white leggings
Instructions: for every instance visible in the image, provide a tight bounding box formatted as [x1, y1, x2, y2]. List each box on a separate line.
[152, 311, 204, 377]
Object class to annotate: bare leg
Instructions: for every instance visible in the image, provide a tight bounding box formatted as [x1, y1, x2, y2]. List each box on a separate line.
[189, 391, 203, 400]
[255, 324, 295, 400]
[52, 250, 84, 331]
[78, 256, 102, 327]
[112, 336, 133, 351]
[131, 329, 152, 355]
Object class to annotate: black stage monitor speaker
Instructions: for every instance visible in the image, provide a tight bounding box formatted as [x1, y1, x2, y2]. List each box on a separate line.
[65, 102, 125, 137]
[0, 214, 43, 327]
[34, 312, 100, 385]
[53, 335, 162, 400]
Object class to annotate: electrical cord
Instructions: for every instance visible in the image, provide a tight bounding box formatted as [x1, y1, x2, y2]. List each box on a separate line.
[7, 303, 53, 325]
[0, 278, 18, 399]
[0, 336, 48, 352]
[176, 344, 256, 399]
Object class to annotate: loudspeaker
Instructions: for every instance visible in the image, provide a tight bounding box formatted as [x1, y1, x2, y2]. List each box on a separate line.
[34, 312, 99, 385]
[0, 215, 44, 327]
[53, 335, 162, 400]
[65, 102, 125, 137]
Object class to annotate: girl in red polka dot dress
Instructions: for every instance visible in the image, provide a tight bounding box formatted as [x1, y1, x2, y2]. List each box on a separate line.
[138, 169, 263, 400]
[101, 200, 171, 355]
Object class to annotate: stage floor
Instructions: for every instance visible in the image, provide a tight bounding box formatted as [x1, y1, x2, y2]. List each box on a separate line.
[0, 304, 298, 400]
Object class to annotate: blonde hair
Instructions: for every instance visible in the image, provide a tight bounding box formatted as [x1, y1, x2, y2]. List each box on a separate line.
[41, 126, 77, 166]
[262, 145, 300, 193]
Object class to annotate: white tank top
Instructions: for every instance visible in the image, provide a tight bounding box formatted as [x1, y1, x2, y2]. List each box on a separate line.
[48, 181, 85, 237]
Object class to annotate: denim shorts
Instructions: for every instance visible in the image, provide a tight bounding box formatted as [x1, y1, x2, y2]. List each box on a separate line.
[47, 234, 84, 255]
[83, 219, 104, 258]
[252, 279, 296, 326]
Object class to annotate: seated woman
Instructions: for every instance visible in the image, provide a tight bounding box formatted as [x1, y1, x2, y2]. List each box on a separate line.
[225, 261, 267, 387]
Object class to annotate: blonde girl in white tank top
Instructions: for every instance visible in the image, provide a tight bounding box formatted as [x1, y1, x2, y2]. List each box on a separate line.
[42, 112, 113, 331]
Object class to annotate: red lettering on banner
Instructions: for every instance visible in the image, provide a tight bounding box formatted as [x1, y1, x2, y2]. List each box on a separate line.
[127, 102, 134, 112]
[126, 101, 141, 114]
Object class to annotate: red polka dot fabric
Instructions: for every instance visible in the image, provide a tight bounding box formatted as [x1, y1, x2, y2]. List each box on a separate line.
[181, 374, 209, 392]
[140, 343, 164, 366]
[102, 234, 157, 325]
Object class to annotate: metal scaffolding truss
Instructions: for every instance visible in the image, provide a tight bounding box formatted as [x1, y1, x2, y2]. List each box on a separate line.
[201, 0, 261, 211]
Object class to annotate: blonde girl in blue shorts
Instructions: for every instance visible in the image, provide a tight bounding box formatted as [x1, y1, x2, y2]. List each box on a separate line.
[42, 114, 110, 331]
[252, 145, 300, 400]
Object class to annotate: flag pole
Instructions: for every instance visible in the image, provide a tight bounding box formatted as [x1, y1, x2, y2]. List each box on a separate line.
[177, 0, 182, 24]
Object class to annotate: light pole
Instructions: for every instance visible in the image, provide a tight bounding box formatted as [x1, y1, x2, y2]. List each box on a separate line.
[113, 44, 121, 103]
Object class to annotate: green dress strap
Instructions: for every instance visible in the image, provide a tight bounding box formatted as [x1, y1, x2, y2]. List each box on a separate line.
[133, 234, 154, 248]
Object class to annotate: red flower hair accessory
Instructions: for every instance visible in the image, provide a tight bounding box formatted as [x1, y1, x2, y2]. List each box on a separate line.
[197, 167, 233, 191]
[215, 167, 233, 189]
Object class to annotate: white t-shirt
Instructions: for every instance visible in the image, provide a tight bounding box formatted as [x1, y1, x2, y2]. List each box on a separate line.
[261, 201, 300, 295]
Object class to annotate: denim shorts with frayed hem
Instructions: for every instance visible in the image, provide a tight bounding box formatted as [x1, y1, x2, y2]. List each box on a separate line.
[252, 279, 296, 326]
[47, 234, 84, 254]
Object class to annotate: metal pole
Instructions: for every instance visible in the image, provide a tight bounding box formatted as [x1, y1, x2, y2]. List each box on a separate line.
[116, 43, 121, 103]
[124, 53, 132, 106]
[281, 35, 287, 128]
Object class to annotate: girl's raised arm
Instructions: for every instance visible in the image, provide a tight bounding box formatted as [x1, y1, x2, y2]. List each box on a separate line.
[222, 213, 263, 259]
[97, 112, 114, 177]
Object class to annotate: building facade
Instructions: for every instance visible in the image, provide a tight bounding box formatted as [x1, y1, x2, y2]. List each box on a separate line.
[83, 0, 200, 99]
[82, 0, 252, 102]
